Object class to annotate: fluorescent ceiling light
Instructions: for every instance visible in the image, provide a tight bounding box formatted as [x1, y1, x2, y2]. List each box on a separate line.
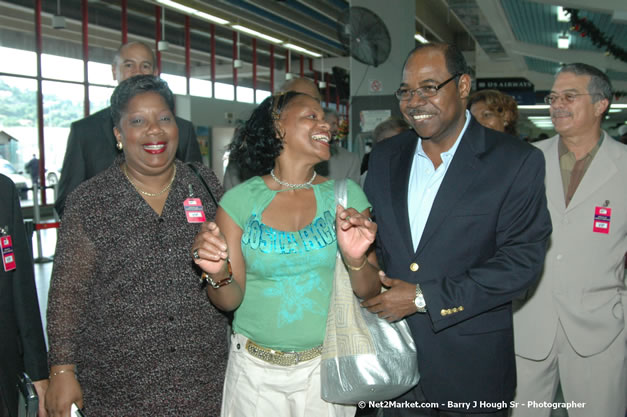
[155, 0, 230, 25]
[194, 11, 229, 25]
[518, 105, 550, 110]
[528, 116, 552, 120]
[414, 34, 428, 44]
[557, 34, 570, 49]
[284, 43, 322, 58]
[232, 25, 283, 44]
[521, 104, 626, 110]
[608, 109, 622, 113]
[557, 6, 570, 22]
[156, 0, 195, 14]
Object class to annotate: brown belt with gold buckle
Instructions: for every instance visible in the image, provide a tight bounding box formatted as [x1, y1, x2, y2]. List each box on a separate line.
[245, 339, 323, 366]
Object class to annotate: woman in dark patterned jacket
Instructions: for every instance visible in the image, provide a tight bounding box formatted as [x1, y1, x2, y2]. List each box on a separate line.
[46, 75, 227, 417]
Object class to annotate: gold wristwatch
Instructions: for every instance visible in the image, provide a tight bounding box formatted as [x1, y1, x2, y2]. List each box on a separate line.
[414, 284, 426, 313]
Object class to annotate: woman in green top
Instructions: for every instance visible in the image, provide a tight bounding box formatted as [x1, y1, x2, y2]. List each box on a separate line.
[192, 91, 381, 416]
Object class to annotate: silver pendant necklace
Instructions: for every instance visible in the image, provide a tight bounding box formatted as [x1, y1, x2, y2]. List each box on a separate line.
[270, 169, 316, 190]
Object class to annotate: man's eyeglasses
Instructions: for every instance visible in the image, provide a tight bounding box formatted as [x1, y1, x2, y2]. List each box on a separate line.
[543, 92, 599, 105]
[395, 73, 460, 101]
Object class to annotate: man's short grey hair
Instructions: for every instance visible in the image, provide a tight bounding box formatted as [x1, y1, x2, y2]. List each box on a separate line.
[113, 41, 156, 68]
[558, 63, 613, 115]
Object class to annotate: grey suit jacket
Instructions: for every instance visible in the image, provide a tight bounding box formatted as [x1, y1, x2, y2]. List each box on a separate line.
[55, 107, 202, 217]
[315, 145, 361, 183]
[514, 133, 627, 358]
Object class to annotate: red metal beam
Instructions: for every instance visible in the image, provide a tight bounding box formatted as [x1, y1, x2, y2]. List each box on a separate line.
[185, 15, 190, 95]
[121, 0, 128, 43]
[232, 31, 238, 100]
[300, 54, 304, 77]
[252, 38, 257, 97]
[155, 6, 161, 74]
[35, 0, 46, 203]
[325, 73, 330, 107]
[270, 44, 274, 94]
[82, 0, 89, 118]
[211, 24, 215, 98]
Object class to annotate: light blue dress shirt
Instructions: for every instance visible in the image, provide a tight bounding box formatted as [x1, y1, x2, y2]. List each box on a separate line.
[408, 110, 471, 250]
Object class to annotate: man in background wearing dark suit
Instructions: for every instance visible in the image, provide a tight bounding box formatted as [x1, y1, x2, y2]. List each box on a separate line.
[55, 40, 201, 217]
[0, 174, 48, 417]
[362, 43, 551, 416]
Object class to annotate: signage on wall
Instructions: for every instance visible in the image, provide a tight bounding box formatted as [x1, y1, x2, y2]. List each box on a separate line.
[476, 77, 535, 105]
[369, 79, 382, 93]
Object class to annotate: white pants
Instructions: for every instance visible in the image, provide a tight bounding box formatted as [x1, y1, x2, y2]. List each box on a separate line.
[512, 322, 626, 417]
[221, 333, 356, 417]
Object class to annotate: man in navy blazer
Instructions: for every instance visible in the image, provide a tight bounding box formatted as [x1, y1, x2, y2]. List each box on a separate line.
[55, 41, 201, 217]
[362, 43, 552, 416]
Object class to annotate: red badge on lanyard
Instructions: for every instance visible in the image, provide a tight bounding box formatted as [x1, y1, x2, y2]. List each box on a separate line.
[183, 198, 206, 223]
[593, 205, 611, 234]
[1, 235, 16, 272]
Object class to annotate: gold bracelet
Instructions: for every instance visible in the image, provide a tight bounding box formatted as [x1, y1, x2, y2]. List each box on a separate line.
[201, 259, 234, 289]
[50, 368, 76, 378]
[344, 257, 368, 271]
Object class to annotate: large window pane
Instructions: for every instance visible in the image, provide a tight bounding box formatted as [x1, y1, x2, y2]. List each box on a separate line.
[41, 54, 84, 82]
[236, 86, 254, 104]
[256, 89, 271, 103]
[88, 61, 116, 86]
[89, 86, 114, 114]
[215, 82, 234, 101]
[0, 47, 37, 77]
[190, 78, 212, 98]
[0, 76, 38, 204]
[42, 81, 84, 200]
[160, 73, 187, 95]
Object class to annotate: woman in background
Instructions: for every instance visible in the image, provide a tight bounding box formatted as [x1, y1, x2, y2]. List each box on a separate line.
[468, 89, 519, 136]
[192, 91, 380, 417]
[46, 75, 227, 416]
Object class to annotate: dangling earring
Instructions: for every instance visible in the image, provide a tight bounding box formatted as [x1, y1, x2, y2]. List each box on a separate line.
[116, 141, 123, 151]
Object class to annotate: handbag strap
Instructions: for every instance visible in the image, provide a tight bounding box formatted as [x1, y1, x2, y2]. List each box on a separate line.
[334, 178, 347, 207]
[186, 162, 219, 208]
[334, 179, 347, 259]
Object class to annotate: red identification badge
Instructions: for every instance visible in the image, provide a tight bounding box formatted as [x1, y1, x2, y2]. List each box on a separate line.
[183, 198, 206, 223]
[1, 235, 16, 272]
[593, 206, 611, 234]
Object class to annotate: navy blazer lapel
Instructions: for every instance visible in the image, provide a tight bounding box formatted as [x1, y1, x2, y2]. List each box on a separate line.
[390, 134, 417, 255]
[416, 119, 484, 255]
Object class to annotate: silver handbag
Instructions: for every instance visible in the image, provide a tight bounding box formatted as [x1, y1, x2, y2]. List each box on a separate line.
[321, 179, 420, 404]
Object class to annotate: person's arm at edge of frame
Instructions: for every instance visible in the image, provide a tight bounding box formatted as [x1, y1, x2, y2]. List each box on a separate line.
[192, 207, 245, 312]
[9, 179, 49, 417]
[46, 190, 95, 414]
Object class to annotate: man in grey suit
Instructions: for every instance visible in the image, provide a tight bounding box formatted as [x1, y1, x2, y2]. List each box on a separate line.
[513, 63, 626, 417]
[55, 40, 201, 217]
